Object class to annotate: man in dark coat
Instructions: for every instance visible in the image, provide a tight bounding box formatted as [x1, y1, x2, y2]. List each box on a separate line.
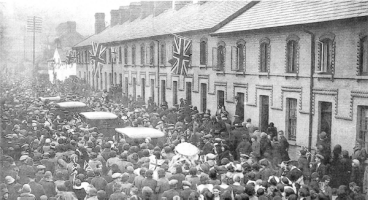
[230, 124, 247, 160]
[28, 174, 46, 200]
[316, 132, 331, 165]
[180, 181, 194, 200]
[278, 130, 290, 161]
[162, 179, 180, 200]
[311, 154, 327, 180]
[39, 171, 56, 198]
[297, 149, 311, 184]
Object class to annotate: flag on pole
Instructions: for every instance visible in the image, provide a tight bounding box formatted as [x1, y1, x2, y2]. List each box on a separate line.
[90, 42, 106, 78]
[170, 35, 192, 76]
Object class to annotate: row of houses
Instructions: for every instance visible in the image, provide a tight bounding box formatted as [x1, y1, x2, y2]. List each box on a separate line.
[73, 1, 368, 152]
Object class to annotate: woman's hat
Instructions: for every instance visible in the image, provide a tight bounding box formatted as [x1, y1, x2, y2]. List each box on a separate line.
[20, 184, 31, 193]
[5, 176, 15, 184]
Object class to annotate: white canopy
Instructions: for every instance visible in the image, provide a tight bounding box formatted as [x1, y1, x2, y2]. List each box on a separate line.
[115, 127, 165, 139]
[39, 96, 61, 102]
[175, 142, 200, 157]
[80, 112, 118, 120]
[56, 101, 86, 108]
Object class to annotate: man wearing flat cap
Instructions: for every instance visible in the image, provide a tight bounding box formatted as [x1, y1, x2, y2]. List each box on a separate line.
[162, 179, 180, 200]
[311, 154, 327, 180]
[180, 181, 194, 200]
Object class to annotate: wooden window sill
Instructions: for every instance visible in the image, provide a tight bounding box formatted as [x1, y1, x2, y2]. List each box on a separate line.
[313, 73, 332, 79]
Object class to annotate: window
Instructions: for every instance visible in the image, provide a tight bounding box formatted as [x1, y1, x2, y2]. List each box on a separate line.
[160, 43, 166, 65]
[114, 72, 117, 85]
[79, 71, 81, 78]
[218, 44, 225, 70]
[358, 106, 368, 149]
[125, 77, 129, 95]
[119, 47, 122, 63]
[150, 42, 155, 65]
[109, 73, 112, 85]
[133, 78, 137, 101]
[173, 81, 178, 105]
[200, 38, 207, 65]
[286, 98, 297, 141]
[141, 44, 145, 65]
[107, 48, 111, 64]
[132, 45, 136, 65]
[124, 46, 128, 65]
[286, 35, 299, 73]
[260, 38, 270, 72]
[84, 72, 86, 80]
[359, 36, 368, 75]
[218, 90, 225, 107]
[231, 40, 245, 71]
[317, 33, 335, 73]
[119, 74, 122, 86]
[85, 50, 88, 64]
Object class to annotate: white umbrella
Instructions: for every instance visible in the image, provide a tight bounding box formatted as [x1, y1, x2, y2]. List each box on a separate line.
[175, 142, 199, 157]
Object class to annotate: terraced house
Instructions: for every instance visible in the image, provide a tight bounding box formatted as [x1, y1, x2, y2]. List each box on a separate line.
[74, 1, 368, 151]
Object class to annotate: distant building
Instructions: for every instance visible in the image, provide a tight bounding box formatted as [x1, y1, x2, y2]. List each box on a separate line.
[73, 1, 368, 152]
[48, 21, 84, 82]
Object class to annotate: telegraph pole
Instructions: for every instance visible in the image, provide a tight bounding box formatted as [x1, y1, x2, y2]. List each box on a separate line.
[27, 16, 42, 86]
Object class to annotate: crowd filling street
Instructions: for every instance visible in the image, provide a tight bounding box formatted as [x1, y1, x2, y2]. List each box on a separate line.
[1, 75, 368, 200]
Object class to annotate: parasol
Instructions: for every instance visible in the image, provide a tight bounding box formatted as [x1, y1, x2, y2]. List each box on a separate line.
[175, 142, 199, 157]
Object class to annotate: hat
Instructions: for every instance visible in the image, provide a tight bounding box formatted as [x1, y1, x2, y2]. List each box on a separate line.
[352, 159, 360, 166]
[5, 176, 15, 184]
[37, 165, 46, 170]
[112, 173, 122, 179]
[44, 171, 53, 181]
[19, 155, 29, 161]
[319, 132, 327, 140]
[45, 138, 51, 143]
[206, 153, 216, 160]
[21, 184, 31, 193]
[203, 134, 212, 139]
[182, 181, 191, 187]
[169, 179, 178, 185]
[240, 154, 250, 159]
[88, 188, 97, 196]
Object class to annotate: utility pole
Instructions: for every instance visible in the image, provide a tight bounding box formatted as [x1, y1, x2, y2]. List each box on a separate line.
[27, 16, 42, 86]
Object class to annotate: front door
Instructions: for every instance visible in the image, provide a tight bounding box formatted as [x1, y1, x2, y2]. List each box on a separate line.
[319, 102, 332, 145]
[259, 95, 269, 132]
[201, 83, 207, 112]
[133, 78, 137, 101]
[161, 80, 166, 104]
[141, 78, 146, 102]
[125, 77, 129, 95]
[186, 82, 192, 105]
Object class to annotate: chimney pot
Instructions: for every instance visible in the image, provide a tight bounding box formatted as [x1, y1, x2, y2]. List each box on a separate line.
[119, 6, 130, 24]
[95, 13, 105, 34]
[110, 10, 120, 27]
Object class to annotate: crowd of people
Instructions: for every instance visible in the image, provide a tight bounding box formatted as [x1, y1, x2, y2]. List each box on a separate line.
[1, 75, 368, 200]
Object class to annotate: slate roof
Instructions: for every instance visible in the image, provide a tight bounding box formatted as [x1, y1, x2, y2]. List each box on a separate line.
[74, 1, 253, 47]
[214, 0, 368, 35]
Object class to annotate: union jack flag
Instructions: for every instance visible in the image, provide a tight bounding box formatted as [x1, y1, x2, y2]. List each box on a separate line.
[65, 50, 76, 64]
[90, 42, 106, 78]
[170, 35, 192, 76]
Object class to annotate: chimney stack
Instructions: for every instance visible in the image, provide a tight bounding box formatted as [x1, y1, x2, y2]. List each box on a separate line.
[154, 1, 173, 17]
[129, 2, 142, 22]
[119, 6, 130, 24]
[141, 1, 155, 19]
[174, 1, 192, 10]
[110, 10, 120, 27]
[95, 13, 105, 34]
[66, 21, 76, 33]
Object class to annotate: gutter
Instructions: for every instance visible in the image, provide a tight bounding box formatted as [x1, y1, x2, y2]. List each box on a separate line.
[302, 26, 315, 152]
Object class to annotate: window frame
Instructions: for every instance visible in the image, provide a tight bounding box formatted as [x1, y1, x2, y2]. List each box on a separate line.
[286, 98, 297, 141]
[285, 35, 300, 74]
[132, 45, 136, 65]
[359, 35, 368, 75]
[259, 37, 270, 73]
[124, 46, 128, 65]
[160, 42, 166, 66]
[200, 37, 208, 66]
[231, 40, 246, 71]
[216, 41, 226, 71]
[316, 32, 335, 74]
[140, 44, 145, 65]
[150, 42, 155, 66]
[119, 46, 122, 64]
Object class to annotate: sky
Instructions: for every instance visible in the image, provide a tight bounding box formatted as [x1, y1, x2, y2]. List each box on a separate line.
[4, 0, 136, 36]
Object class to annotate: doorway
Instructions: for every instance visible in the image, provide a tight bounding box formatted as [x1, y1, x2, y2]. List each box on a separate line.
[151, 79, 155, 101]
[161, 80, 166, 104]
[133, 78, 137, 101]
[259, 95, 269, 132]
[201, 83, 207, 112]
[141, 78, 146, 102]
[125, 77, 129, 95]
[218, 90, 225, 107]
[186, 82, 192, 105]
[173, 81, 178, 105]
[319, 101, 332, 144]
